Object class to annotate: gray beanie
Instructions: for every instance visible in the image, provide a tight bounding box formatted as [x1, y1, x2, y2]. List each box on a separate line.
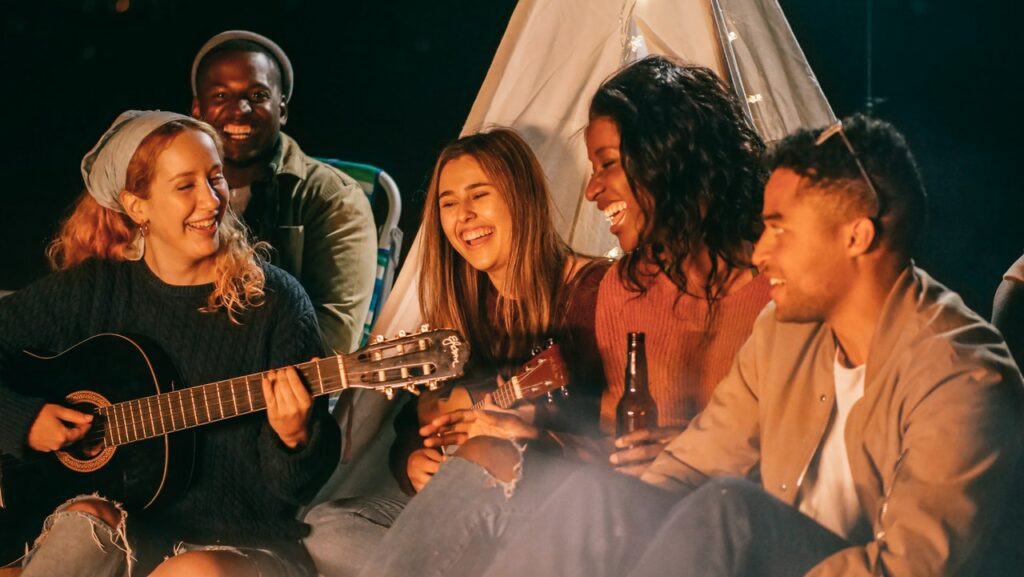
[191, 30, 294, 103]
[81, 110, 193, 213]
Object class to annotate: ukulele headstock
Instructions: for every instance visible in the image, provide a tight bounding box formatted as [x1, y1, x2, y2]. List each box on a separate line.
[354, 325, 469, 398]
[513, 341, 569, 402]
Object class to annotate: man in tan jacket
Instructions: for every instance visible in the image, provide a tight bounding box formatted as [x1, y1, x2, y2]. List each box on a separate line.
[345, 115, 1023, 577]
[633, 114, 1024, 576]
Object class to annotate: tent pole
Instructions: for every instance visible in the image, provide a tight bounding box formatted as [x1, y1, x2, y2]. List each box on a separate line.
[710, 0, 756, 130]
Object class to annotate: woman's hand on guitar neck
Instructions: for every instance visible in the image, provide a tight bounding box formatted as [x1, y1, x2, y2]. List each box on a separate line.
[420, 394, 541, 447]
[27, 403, 93, 452]
[408, 447, 445, 492]
[263, 366, 313, 450]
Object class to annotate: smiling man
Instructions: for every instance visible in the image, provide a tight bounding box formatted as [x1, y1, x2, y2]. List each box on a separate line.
[191, 30, 376, 356]
[628, 114, 1024, 576]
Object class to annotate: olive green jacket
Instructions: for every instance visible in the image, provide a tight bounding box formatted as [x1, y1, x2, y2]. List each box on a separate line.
[643, 266, 1024, 576]
[245, 133, 377, 355]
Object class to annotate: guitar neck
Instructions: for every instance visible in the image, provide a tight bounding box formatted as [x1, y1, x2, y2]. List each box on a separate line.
[98, 355, 351, 448]
[470, 377, 522, 411]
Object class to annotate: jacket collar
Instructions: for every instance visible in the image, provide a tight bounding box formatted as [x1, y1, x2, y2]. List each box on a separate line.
[266, 132, 307, 182]
[862, 262, 923, 380]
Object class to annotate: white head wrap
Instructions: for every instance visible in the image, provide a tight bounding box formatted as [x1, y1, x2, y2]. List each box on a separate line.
[80, 110, 192, 213]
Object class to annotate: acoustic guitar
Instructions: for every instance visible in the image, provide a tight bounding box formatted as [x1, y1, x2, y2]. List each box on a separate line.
[0, 327, 468, 565]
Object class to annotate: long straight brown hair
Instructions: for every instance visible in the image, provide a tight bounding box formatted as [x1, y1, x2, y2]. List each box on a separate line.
[419, 128, 570, 367]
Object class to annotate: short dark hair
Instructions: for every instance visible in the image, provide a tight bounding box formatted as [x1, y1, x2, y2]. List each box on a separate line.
[769, 114, 927, 258]
[590, 55, 766, 304]
[194, 39, 286, 95]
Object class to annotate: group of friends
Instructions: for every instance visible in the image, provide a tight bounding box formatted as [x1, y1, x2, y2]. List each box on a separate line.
[0, 28, 1021, 577]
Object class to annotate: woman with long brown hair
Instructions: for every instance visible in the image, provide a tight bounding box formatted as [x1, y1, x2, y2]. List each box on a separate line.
[303, 127, 609, 577]
[0, 110, 339, 577]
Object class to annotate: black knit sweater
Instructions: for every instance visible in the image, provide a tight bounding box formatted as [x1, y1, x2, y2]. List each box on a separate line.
[0, 259, 341, 553]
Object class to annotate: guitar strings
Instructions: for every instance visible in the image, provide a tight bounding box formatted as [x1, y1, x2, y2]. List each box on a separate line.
[0, 374, 438, 469]
[0, 333, 465, 467]
[64, 367, 444, 446]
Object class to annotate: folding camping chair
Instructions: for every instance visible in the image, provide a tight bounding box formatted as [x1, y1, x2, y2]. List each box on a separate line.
[316, 159, 404, 347]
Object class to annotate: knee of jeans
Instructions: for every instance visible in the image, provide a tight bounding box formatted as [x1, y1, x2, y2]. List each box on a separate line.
[64, 498, 122, 529]
[691, 477, 764, 517]
[305, 497, 394, 529]
[454, 436, 522, 484]
[26, 495, 133, 572]
[152, 550, 254, 577]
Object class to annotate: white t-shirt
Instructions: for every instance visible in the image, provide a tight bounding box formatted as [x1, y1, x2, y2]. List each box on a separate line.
[797, 351, 866, 539]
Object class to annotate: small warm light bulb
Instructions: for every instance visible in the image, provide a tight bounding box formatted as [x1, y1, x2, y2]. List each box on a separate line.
[115, 0, 130, 13]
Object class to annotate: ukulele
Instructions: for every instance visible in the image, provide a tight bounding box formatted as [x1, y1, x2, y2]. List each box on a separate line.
[0, 326, 468, 565]
[417, 342, 569, 433]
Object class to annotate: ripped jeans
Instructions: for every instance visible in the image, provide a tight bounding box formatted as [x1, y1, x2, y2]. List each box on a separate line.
[355, 452, 848, 577]
[355, 450, 680, 577]
[20, 495, 312, 577]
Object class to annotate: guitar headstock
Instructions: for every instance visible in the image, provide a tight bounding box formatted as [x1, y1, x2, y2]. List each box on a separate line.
[510, 342, 569, 403]
[352, 326, 469, 398]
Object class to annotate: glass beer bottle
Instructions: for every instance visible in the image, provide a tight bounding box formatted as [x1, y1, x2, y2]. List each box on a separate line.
[616, 332, 658, 437]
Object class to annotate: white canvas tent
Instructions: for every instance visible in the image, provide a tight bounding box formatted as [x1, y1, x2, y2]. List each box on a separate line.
[374, 0, 835, 338]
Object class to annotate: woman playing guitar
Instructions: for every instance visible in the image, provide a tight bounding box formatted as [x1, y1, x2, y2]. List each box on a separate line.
[0, 111, 339, 577]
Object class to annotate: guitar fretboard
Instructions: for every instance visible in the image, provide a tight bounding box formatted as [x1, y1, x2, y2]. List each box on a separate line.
[95, 357, 348, 447]
[471, 378, 520, 411]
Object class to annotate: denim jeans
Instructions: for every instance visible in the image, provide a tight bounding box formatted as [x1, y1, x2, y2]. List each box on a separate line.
[356, 453, 847, 577]
[627, 477, 848, 577]
[20, 494, 313, 577]
[356, 451, 679, 577]
[20, 495, 129, 577]
[303, 494, 410, 577]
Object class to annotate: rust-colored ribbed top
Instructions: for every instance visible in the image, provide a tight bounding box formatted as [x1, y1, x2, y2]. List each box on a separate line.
[595, 268, 770, 435]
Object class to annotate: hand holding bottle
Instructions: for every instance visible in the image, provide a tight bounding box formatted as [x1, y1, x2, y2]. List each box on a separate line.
[611, 332, 670, 477]
[609, 425, 685, 477]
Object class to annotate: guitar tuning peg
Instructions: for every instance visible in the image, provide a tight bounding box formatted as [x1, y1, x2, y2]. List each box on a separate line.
[375, 334, 385, 344]
[545, 338, 556, 348]
[420, 323, 430, 333]
[405, 384, 420, 396]
[383, 388, 395, 400]
[546, 391, 556, 404]
[560, 386, 569, 398]
[531, 345, 542, 356]
[398, 330, 408, 337]
[427, 381, 440, 391]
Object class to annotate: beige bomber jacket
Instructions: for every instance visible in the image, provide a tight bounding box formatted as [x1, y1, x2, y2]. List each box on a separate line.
[643, 266, 1024, 576]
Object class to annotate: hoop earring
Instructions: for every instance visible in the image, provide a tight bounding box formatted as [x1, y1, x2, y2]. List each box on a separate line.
[139, 221, 150, 237]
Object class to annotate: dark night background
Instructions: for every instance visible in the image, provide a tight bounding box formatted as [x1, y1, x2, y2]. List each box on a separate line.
[1, 0, 1020, 319]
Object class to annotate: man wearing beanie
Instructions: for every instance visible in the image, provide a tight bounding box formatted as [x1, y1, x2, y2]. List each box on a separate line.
[191, 30, 376, 357]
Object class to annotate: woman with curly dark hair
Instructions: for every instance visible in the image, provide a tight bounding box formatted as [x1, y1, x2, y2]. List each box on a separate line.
[585, 56, 770, 476]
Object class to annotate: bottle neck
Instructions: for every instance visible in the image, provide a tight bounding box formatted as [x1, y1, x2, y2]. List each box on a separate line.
[625, 340, 649, 394]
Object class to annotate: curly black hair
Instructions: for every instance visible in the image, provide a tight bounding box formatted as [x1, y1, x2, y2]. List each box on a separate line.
[590, 55, 766, 306]
[769, 114, 927, 257]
